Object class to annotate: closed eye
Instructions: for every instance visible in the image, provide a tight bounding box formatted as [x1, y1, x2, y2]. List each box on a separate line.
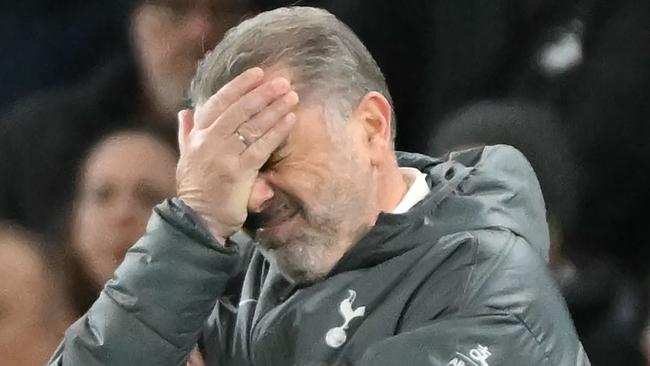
[261, 152, 287, 172]
[261, 141, 289, 172]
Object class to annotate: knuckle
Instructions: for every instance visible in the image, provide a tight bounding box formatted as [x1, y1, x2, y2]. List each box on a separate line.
[241, 67, 263, 84]
[272, 102, 289, 115]
[269, 92, 297, 115]
[242, 71, 258, 85]
[265, 82, 284, 97]
[283, 91, 299, 106]
[185, 132, 204, 149]
[233, 107, 252, 125]
[220, 157, 240, 172]
[213, 97, 228, 113]
[211, 93, 229, 112]
[210, 92, 224, 106]
[189, 131, 205, 147]
[211, 88, 233, 108]
[245, 147, 265, 163]
[217, 171, 236, 185]
[240, 101, 260, 119]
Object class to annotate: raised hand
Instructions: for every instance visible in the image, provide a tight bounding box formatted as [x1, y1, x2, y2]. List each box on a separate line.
[176, 67, 299, 240]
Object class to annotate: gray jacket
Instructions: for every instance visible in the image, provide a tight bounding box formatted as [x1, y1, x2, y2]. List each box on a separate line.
[49, 145, 590, 365]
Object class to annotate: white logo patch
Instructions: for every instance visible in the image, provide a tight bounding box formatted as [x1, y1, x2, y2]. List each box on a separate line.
[325, 289, 366, 348]
[447, 344, 491, 366]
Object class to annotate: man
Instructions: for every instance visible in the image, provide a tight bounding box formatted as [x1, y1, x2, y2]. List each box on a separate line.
[0, 0, 252, 239]
[50, 7, 589, 366]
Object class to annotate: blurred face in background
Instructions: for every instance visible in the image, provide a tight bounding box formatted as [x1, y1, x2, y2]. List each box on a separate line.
[71, 131, 177, 287]
[0, 228, 73, 366]
[132, 0, 249, 118]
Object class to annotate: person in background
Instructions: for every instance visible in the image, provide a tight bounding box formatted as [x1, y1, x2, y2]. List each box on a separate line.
[131, 0, 250, 120]
[0, 224, 76, 366]
[565, 0, 650, 290]
[63, 128, 206, 365]
[428, 100, 648, 365]
[68, 128, 177, 297]
[254, 0, 575, 153]
[0, 0, 253, 241]
[427, 100, 577, 270]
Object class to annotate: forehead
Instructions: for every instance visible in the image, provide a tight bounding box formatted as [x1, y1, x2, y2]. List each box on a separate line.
[278, 66, 348, 137]
[89, 134, 159, 163]
[83, 133, 176, 180]
[282, 105, 341, 165]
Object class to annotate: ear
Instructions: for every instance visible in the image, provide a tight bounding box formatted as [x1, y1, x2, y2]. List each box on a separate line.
[351, 92, 393, 165]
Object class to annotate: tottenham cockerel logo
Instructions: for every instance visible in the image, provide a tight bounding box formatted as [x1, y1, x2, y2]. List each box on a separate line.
[325, 289, 366, 348]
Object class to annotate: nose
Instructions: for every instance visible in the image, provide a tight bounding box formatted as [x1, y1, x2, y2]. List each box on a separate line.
[248, 174, 275, 213]
[108, 196, 140, 228]
[106, 196, 149, 245]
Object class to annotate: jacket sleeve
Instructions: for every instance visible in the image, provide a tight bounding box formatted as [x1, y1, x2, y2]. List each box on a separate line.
[358, 314, 590, 366]
[48, 198, 243, 366]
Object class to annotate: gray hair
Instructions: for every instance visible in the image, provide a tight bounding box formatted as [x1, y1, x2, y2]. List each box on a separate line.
[189, 6, 395, 141]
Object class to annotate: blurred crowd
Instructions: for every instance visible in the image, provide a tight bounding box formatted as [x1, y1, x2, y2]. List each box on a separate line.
[0, 0, 648, 365]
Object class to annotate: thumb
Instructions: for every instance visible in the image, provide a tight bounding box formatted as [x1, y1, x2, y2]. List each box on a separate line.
[177, 109, 195, 153]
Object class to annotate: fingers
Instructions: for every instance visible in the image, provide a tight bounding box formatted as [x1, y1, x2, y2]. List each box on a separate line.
[214, 77, 292, 136]
[193, 67, 265, 130]
[187, 67, 298, 171]
[242, 112, 297, 169]
[235, 90, 299, 142]
[186, 348, 205, 366]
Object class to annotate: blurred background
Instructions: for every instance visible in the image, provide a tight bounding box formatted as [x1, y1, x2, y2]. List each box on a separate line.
[0, 0, 648, 364]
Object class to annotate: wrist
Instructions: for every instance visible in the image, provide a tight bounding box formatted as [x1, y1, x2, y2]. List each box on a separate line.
[201, 217, 235, 245]
[173, 198, 234, 246]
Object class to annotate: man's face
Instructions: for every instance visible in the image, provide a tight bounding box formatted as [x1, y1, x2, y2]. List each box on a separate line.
[132, 0, 247, 118]
[244, 102, 377, 284]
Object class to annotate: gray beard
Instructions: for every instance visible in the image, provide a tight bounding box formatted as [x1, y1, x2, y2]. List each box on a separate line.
[256, 222, 339, 284]
[253, 153, 375, 284]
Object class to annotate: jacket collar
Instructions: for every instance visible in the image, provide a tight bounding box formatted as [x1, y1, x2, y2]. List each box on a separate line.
[329, 151, 454, 275]
[329, 146, 549, 276]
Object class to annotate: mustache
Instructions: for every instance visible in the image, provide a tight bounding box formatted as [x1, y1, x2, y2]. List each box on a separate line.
[243, 195, 302, 233]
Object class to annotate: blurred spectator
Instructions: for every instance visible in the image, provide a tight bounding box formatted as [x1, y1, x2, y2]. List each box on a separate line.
[428, 100, 577, 266]
[255, 0, 575, 152]
[250, 1, 648, 276]
[131, 0, 250, 119]
[0, 0, 253, 238]
[427, 100, 649, 365]
[0, 223, 75, 366]
[561, 259, 648, 365]
[63, 127, 204, 364]
[563, 0, 650, 278]
[68, 128, 177, 293]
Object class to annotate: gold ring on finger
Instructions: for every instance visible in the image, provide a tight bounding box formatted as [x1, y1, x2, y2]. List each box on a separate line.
[235, 130, 252, 147]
